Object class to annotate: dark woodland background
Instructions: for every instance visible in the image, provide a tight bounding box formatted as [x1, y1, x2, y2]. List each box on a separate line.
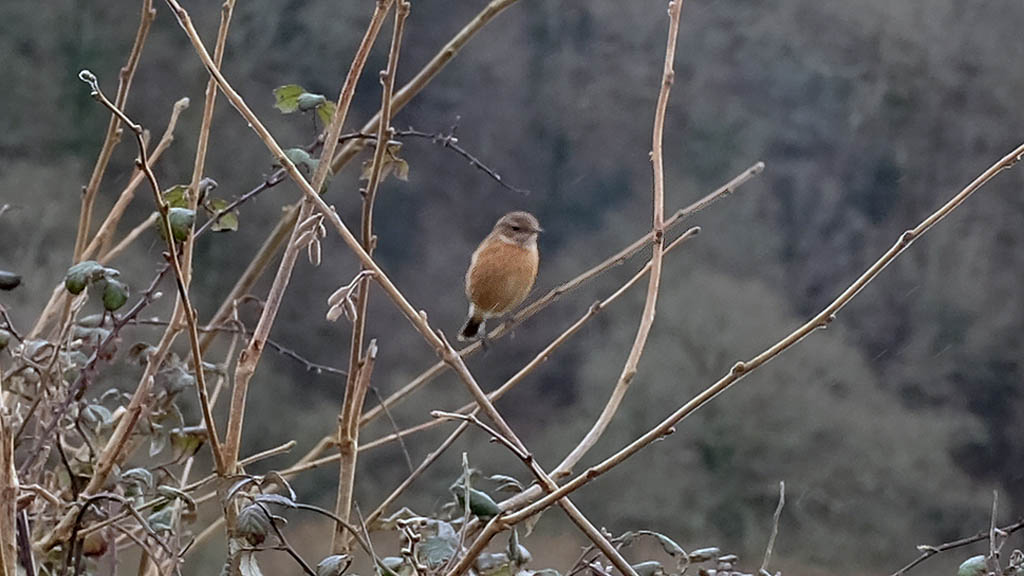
[2, 0, 1024, 574]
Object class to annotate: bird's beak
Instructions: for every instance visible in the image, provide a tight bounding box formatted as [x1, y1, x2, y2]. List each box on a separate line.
[534, 225, 544, 233]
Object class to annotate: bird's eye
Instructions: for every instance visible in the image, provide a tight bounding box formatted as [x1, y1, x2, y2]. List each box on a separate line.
[511, 226, 521, 231]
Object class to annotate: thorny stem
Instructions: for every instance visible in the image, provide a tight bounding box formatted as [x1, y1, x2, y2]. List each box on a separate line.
[77, 70, 226, 475]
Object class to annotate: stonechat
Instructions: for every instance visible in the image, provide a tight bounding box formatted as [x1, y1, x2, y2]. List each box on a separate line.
[459, 211, 542, 340]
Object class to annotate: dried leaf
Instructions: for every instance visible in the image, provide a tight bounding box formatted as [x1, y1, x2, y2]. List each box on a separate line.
[316, 554, 352, 576]
[308, 238, 321, 266]
[239, 551, 265, 576]
[237, 504, 272, 545]
[254, 493, 297, 508]
[263, 471, 297, 501]
[631, 562, 664, 576]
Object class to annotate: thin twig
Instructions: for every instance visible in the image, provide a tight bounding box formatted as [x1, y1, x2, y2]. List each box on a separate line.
[338, 126, 528, 194]
[890, 515, 1024, 576]
[547, 0, 681, 482]
[759, 481, 784, 576]
[368, 387, 414, 474]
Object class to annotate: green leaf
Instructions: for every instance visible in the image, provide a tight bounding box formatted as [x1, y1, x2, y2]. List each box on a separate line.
[64, 261, 107, 295]
[167, 208, 195, 242]
[316, 554, 352, 576]
[102, 278, 129, 311]
[297, 92, 327, 112]
[207, 198, 239, 232]
[162, 184, 190, 208]
[453, 486, 501, 520]
[284, 148, 319, 174]
[273, 84, 306, 113]
[317, 101, 337, 126]
[958, 555, 987, 576]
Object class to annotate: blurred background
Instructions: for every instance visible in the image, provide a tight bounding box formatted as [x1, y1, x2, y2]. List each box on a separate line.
[2, 0, 1023, 574]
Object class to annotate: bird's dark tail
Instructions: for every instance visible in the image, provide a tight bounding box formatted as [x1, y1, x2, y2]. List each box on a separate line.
[458, 315, 484, 341]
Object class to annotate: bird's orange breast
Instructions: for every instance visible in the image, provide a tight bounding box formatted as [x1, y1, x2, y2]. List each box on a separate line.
[466, 238, 538, 316]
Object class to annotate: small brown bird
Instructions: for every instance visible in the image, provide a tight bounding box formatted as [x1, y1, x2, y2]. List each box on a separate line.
[459, 211, 542, 340]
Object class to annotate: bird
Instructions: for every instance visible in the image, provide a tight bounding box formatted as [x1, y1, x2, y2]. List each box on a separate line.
[459, 211, 542, 341]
